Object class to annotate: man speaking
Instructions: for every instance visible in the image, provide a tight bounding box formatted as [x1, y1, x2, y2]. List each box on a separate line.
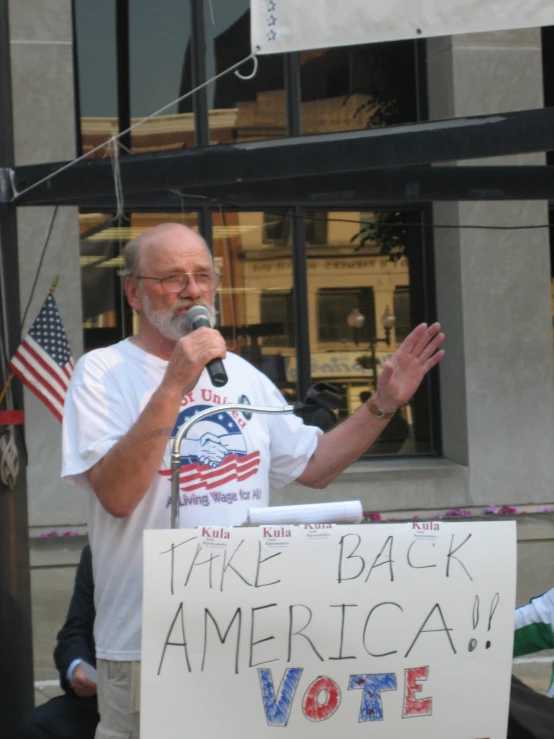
[62, 222, 444, 738]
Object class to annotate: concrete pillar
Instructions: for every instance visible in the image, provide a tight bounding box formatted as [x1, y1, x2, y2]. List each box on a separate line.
[9, 0, 84, 532]
[427, 29, 554, 505]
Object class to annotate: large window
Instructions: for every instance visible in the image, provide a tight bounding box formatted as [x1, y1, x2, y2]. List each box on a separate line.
[73, 6, 437, 457]
[74, 4, 422, 155]
[74, 0, 194, 156]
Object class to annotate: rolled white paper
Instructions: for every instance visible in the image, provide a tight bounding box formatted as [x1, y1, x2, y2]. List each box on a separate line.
[247, 500, 363, 526]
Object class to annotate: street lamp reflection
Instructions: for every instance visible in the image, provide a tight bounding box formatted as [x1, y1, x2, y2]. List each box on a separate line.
[347, 305, 396, 391]
[346, 307, 366, 345]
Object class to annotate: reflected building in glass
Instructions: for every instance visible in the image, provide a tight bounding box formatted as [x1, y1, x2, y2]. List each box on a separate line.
[75, 3, 434, 456]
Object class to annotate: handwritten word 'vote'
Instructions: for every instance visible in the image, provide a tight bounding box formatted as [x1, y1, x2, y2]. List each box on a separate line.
[259, 666, 432, 725]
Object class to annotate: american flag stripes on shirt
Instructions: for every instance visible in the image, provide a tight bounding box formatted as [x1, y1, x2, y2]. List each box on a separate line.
[158, 450, 261, 491]
[9, 294, 74, 422]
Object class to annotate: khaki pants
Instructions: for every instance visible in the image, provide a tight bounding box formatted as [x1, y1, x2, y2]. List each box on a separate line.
[95, 659, 141, 739]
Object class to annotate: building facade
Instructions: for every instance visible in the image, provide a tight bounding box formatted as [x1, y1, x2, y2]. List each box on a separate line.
[6, 0, 554, 534]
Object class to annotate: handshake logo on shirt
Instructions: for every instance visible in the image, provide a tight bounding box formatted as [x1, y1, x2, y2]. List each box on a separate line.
[169, 404, 253, 478]
[198, 433, 229, 468]
[164, 404, 261, 491]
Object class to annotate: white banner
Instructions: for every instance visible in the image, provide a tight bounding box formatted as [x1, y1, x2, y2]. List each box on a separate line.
[142, 521, 516, 738]
[251, 0, 554, 54]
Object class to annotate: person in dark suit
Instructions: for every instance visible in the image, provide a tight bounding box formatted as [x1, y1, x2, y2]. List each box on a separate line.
[21, 545, 99, 738]
[508, 675, 554, 739]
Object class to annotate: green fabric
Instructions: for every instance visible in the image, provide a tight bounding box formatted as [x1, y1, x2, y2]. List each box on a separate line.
[513, 621, 554, 657]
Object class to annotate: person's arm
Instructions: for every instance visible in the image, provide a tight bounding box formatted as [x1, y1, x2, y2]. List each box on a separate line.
[85, 327, 226, 518]
[54, 546, 96, 695]
[298, 323, 444, 488]
[513, 589, 554, 657]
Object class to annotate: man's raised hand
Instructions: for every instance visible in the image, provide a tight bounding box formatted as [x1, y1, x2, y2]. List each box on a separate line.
[373, 322, 445, 412]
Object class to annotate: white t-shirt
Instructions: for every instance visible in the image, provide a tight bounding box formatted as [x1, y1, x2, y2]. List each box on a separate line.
[62, 339, 321, 660]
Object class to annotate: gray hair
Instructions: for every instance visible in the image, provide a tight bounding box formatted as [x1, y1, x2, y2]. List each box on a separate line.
[118, 223, 214, 279]
[119, 236, 142, 278]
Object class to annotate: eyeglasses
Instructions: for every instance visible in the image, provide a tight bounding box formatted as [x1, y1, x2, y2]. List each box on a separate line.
[135, 272, 221, 294]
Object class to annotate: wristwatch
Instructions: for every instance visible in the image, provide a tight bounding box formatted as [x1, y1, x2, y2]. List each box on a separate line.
[367, 398, 396, 419]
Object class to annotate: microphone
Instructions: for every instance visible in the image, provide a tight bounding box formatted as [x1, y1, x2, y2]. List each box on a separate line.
[185, 305, 228, 387]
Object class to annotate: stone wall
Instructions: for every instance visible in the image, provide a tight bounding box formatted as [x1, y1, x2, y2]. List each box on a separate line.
[9, 0, 84, 531]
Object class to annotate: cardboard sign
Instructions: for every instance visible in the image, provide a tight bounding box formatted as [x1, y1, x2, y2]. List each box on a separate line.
[142, 521, 516, 738]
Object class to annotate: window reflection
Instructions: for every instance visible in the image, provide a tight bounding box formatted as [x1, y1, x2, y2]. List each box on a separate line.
[305, 209, 430, 455]
[129, 0, 193, 153]
[80, 213, 119, 342]
[211, 208, 431, 454]
[74, 0, 118, 157]
[75, 0, 194, 156]
[79, 212, 199, 350]
[260, 291, 294, 348]
[206, 5, 286, 144]
[300, 41, 419, 135]
[212, 211, 295, 400]
[79, 208, 432, 453]
[393, 286, 411, 343]
[319, 288, 375, 343]
[75, 7, 421, 155]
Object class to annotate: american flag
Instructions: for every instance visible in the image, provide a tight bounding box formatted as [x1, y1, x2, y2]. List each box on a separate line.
[9, 294, 74, 422]
[159, 450, 261, 491]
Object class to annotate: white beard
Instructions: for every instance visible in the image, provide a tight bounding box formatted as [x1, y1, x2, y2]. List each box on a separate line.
[141, 294, 216, 341]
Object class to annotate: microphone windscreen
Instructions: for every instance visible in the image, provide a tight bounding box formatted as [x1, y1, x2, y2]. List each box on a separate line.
[184, 305, 211, 331]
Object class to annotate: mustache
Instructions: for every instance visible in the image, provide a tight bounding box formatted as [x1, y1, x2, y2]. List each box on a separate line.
[170, 298, 217, 327]
[170, 298, 209, 314]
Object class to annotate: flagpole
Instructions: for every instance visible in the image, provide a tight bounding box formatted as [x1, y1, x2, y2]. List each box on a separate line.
[0, 276, 59, 407]
[0, 372, 14, 406]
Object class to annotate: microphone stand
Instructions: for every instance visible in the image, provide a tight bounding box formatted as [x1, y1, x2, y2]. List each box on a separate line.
[170, 402, 308, 528]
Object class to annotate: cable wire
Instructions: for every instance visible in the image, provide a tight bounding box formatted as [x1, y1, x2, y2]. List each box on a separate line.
[167, 190, 554, 233]
[9, 51, 260, 203]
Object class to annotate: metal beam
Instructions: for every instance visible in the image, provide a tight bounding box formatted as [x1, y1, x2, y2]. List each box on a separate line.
[115, 0, 131, 152]
[284, 54, 312, 400]
[26, 165, 554, 209]
[190, 0, 213, 248]
[8, 107, 554, 205]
